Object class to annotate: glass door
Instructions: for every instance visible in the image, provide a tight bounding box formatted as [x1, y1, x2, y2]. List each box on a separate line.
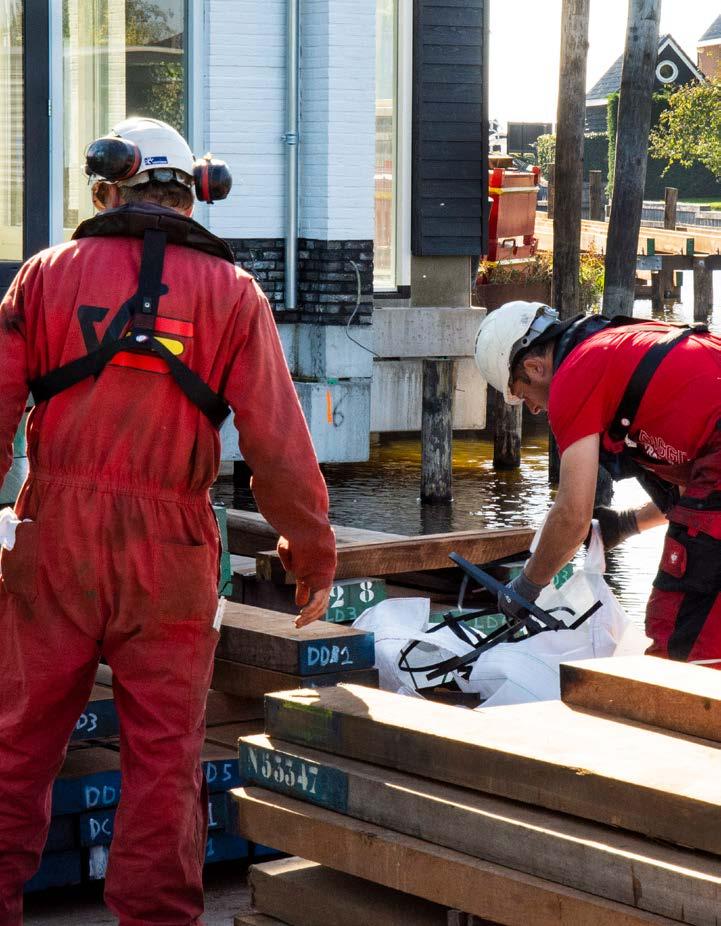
[374, 0, 397, 289]
[0, 0, 23, 264]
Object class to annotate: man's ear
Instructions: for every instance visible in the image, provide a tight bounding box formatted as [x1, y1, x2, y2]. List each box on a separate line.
[522, 354, 546, 381]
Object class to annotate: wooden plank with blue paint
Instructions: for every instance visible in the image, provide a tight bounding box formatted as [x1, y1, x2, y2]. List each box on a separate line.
[204, 832, 249, 865]
[52, 747, 122, 816]
[237, 735, 721, 924]
[201, 745, 243, 793]
[212, 659, 378, 700]
[216, 603, 375, 676]
[71, 686, 119, 742]
[44, 815, 77, 853]
[24, 851, 82, 893]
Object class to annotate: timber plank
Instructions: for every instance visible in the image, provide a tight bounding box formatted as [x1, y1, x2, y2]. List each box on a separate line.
[215, 603, 375, 676]
[235, 917, 288, 926]
[205, 690, 265, 726]
[264, 686, 721, 855]
[240, 734, 721, 924]
[249, 857, 450, 926]
[256, 528, 535, 583]
[204, 721, 263, 750]
[226, 509, 404, 557]
[231, 788, 678, 926]
[72, 685, 119, 742]
[561, 656, 721, 743]
[212, 659, 378, 699]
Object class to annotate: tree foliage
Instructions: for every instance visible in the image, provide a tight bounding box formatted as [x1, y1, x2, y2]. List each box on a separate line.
[535, 134, 556, 179]
[649, 80, 721, 179]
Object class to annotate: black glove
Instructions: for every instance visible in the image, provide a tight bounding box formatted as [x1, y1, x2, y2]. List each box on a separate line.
[592, 506, 640, 551]
[497, 570, 545, 625]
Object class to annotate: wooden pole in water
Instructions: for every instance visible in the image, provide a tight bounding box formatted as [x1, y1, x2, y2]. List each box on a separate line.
[421, 359, 455, 503]
[493, 390, 522, 470]
[549, 0, 590, 485]
[602, 0, 661, 317]
[589, 170, 604, 221]
[694, 258, 713, 322]
[546, 163, 556, 219]
[552, 0, 589, 319]
[664, 187, 678, 230]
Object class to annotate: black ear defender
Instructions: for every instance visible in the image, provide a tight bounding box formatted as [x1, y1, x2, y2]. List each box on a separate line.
[193, 154, 232, 204]
[84, 136, 142, 182]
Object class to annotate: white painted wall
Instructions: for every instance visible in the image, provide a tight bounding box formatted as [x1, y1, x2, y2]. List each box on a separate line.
[299, 0, 376, 241]
[205, 0, 287, 239]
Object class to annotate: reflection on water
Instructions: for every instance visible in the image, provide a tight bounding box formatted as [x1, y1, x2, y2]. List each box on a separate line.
[215, 277, 720, 630]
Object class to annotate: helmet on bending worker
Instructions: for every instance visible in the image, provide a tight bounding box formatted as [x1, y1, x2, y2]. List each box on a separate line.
[473, 301, 642, 623]
[86, 115, 232, 211]
[474, 301, 563, 414]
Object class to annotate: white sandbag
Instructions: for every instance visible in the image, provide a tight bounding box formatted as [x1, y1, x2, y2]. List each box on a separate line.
[353, 597, 475, 696]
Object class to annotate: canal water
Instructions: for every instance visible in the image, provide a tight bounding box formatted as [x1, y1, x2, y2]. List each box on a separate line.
[216, 273, 721, 629]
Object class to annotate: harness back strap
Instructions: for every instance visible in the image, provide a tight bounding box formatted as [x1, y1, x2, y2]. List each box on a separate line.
[607, 323, 708, 444]
[29, 230, 231, 429]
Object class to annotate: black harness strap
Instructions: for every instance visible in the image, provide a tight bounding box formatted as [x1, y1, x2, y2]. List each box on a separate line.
[29, 229, 231, 429]
[607, 323, 708, 444]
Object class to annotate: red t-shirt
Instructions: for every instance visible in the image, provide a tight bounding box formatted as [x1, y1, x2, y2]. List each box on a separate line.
[548, 321, 721, 482]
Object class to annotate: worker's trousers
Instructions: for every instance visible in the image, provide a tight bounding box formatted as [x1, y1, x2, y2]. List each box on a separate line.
[0, 474, 220, 926]
[646, 426, 721, 666]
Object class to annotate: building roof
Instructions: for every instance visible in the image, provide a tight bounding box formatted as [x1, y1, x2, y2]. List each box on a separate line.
[586, 33, 704, 103]
[699, 14, 721, 45]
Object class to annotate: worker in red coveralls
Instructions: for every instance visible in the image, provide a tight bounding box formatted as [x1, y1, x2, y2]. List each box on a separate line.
[0, 117, 336, 925]
[474, 301, 721, 667]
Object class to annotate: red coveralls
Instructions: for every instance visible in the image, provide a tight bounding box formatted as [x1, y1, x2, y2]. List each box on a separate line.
[0, 229, 336, 925]
[548, 321, 721, 665]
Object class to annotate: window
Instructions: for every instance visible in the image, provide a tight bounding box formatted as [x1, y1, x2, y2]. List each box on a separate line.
[656, 60, 678, 84]
[62, 0, 186, 235]
[0, 1, 23, 261]
[375, 0, 397, 288]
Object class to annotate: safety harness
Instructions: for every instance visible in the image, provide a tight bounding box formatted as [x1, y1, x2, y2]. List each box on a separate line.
[29, 204, 234, 429]
[552, 314, 709, 511]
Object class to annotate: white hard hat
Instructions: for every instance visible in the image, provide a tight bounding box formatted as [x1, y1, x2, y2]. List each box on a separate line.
[474, 301, 559, 405]
[111, 116, 194, 185]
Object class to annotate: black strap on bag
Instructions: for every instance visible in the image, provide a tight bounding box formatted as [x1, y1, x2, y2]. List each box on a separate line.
[29, 229, 231, 429]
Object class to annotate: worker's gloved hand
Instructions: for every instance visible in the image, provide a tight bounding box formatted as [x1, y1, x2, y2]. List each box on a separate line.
[592, 506, 640, 551]
[497, 569, 545, 625]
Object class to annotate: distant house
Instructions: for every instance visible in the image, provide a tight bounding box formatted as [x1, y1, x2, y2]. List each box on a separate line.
[584, 34, 703, 133]
[698, 14, 721, 80]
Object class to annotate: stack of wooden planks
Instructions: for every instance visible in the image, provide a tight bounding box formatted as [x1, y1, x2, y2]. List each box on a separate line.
[212, 601, 379, 698]
[28, 670, 261, 894]
[231, 656, 721, 926]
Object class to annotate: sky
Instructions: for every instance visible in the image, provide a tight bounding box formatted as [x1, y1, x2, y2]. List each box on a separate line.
[488, 0, 720, 124]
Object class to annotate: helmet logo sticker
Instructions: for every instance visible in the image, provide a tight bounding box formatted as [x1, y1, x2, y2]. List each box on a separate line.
[144, 155, 169, 166]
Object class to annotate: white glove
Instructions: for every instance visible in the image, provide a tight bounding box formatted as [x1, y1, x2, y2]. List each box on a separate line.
[0, 507, 30, 552]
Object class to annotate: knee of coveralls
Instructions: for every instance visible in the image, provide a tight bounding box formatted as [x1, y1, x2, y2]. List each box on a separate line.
[101, 532, 220, 926]
[646, 520, 721, 666]
[0, 504, 100, 923]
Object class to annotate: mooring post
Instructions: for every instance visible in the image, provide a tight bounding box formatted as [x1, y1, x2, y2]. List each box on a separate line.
[589, 170, 604, 221]
[547, 163, 556, 219]
[694, 258, 713, 322]
[493, 389, 522, 470]
[421, 358, 455, 503]
[602, 0, 661, 317]
[663, 187, 678, 230]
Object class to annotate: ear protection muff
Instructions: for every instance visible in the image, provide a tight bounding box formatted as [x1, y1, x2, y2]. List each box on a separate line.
[85, 136, 142, 182]
[193, 154, 232, 204]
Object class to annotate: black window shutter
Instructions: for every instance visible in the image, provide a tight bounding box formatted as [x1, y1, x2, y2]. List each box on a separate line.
[412, 0, 488, 257]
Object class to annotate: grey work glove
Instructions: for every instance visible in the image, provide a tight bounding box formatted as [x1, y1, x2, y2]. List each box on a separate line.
[592, 507, 640, 551]
[497, 570, 545, 625]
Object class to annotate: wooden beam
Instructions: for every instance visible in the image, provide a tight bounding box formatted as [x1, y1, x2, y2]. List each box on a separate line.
[560, 655, 721, 743]
[212, 659, 378, 699]
[231, 788, 678, 926]
[205, 690, 265, 726]
[215, 604, 375, 676]
[603, 0, 661, 315]
[256, 528, 535, 584]
[226, 510, 405, 557]
[263, 685, 721, 854]
[249, 857, 450, 926]
[204, 721, 263, 750]
[421, 359, 455, 503]
[552, 0, 589, 318]
[240, 734, 721, 923]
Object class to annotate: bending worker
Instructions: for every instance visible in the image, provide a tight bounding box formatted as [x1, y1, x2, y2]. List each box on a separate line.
[475, 301, 721, 665]
[0, 117, 336, 925]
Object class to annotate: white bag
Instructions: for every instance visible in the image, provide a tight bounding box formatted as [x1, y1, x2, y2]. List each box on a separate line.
[352, 597, 476, 697]
[458, 522, 633, 707]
